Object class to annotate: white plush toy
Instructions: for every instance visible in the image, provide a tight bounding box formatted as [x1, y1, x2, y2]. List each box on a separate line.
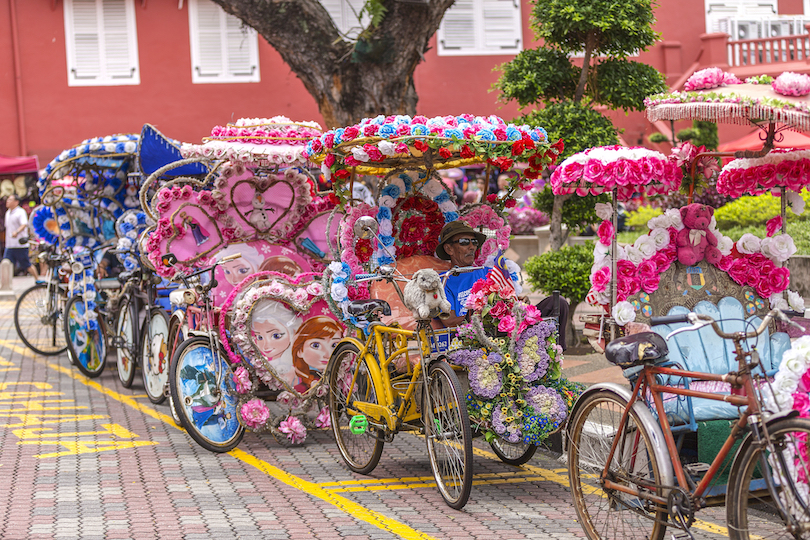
[403, 269, 452, 320]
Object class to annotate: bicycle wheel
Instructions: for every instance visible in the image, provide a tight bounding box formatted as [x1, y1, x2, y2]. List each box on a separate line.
[115, 294, 139, 388]
[328, 342, 384, 475]
[14, 283, 67, 356]
[169, 336, 244, 453]
[64, 295, 107, 378]
[727, 417, 810, 540]
[567, 391, 667, 540]
[490, 438, 537, 466]
[423, 360, 473, 509]
[141, 308, 171, 404]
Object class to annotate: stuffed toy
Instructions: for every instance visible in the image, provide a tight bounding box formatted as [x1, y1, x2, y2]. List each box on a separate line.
[676, 203, 722, 266]
[403, 269, 452, 320]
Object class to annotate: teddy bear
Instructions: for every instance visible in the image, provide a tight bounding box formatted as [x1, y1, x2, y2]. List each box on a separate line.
[403, 269, 452, 320]
[676, 203, 722, 266]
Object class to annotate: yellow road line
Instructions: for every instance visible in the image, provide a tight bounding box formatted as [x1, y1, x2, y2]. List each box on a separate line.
[0, 339, 437, 540]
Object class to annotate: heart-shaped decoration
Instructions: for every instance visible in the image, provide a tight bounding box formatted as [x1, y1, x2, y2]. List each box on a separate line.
[231, 177, 295, 236]
[291, 210, 342, 262]
[164, 203, 224, 265]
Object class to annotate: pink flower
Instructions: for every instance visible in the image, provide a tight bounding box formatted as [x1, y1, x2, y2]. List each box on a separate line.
[771, 266, 791, 293]
[794, 392, 810, 415]
[597, 220, 614, 245]
[772, 72, 810, 97]
[637, 259, 657, 280]
[766, 215, 783, 237]
[241, 398, 270, 429]
[315, 406, 331, 429]
[641, 274, 660, 294]
[180, 185, 193, 200]
[489, 301, 509, 319]
[684, 67, 738, 91]
[278, 415, 307, 444]
[590, 266, 611, 292]
[583, 160, 605, 182]
[233, 366, 252, 394]
[497, 314, 516, 334]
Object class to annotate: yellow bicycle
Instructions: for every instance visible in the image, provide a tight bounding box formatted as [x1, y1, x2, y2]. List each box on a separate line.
[327, 265, 474, 509]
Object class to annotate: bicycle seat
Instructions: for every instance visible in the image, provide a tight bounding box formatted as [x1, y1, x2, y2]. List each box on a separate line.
[605, 331, 669, 368]
[347, 299, 391, 318]
[117, 270, 139, 284]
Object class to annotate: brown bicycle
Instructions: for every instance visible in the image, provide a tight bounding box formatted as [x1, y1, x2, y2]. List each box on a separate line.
[567, 308, 810, 540]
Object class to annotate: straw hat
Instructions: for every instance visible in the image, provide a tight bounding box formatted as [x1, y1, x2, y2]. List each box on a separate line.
[0, 180, 14, 198]
[435, 221, 486, 261]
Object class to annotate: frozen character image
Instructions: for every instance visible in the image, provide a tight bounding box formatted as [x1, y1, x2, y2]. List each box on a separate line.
[250, 299, 301, 385]
[149, 333, 168, 375]
[178, 211, 210, 246]
[248, 191, 273, 230]
[215, 244, 264, 287]
[291, 316, 343, 392]
[259, 255, 304, 277]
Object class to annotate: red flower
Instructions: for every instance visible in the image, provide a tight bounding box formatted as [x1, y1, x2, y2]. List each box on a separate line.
[327, 193, 340, 205]
[511, 140, 526, 156]
[489, 157, 514, 170]
[343, 126, 360, 141]
[355, 239, 373, 262]
[521, 135, 536, 150]
[438, 147, 453, 159]
[493, 127, 508, 141]
[363, 124, 380, 137]
[334, 169, 351, 180]
[413, 140, 429, 152]
[486, 194, 498, 203]
[323, 132, 335, 148]
[551, 138, 565, 154]
[400, 215, 427, 243]
[460, 145, 475, 159]
[504, 198, 517, 208]
[524, 168, 541, 179]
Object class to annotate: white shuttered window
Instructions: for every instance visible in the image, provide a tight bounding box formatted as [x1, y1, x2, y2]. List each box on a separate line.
[437, 0, 522, 56]
[189, 0, 260, 84]
[63, 0, 140, 86]
[319, 0, 370, 41]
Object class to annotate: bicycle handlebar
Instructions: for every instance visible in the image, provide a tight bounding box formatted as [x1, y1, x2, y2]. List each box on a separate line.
[651, 308, 799, 341]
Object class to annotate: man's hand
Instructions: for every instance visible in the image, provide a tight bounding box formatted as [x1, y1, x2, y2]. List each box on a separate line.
[440, 311, 467, 328]
[97, 264, 108, 279]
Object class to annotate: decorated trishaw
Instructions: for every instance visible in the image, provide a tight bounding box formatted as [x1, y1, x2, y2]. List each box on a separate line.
[303, 114, 583, 508]
[557, 68, 810, 540]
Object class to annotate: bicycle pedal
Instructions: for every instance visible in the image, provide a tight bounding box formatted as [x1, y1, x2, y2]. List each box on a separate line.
[670, 531, 695, 540]
[683, 462, 711, 477]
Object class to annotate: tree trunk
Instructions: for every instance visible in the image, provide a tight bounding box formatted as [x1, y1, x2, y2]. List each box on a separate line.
[574, 32, 597, 103]
[549, 193, 570, 251]
[214, 0, 455, 127]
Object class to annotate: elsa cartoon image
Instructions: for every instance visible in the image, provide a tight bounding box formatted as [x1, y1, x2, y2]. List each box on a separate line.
[250, 299, 301, 386]
[214, 244, 264, 287]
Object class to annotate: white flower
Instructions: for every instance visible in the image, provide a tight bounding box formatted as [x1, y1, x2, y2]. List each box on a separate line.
[330, 283, 348, 302]
[391, 177, 407, 193]
[625, 246, 644, 265]
[438, 201, 456, 212]
[422, 180, 443, 198]
[84, 290, 96, 302]
[594, 203, 613, 221]
[736, 233, 762, 255]
[633, 235, 657, 260]
[593, 242, 610, 267]
[379, 220, 393, 236]
[716, 234, 734, 256]
[709, 216, 717, 231]
[117, 238, 132, 250]
[616, 245, 627, 261]
[378, 140, 397, 157]
[351, 147, 370, 162]
[612, 301, 637, 326]
[773, 370, 799, 395]
[649, 228, 670, 251]
[770, 293, 790, 311]
[788, 290, 806, 313]
[647, 214, 671, 230]
[124, 214, 138, 226]
[379, 195, 396, 208]
[788, 190, 806, 215]
[328, 261, 346, 278]
[320, 163, 331, 182]
[665, 208, 684, 230]
[782, 348, 810, 376]
[764, 234, 797, 263]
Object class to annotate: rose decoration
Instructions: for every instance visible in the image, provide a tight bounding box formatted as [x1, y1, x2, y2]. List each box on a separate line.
[772, 72, 810, 97]
[718, 150, 810, 197]
[683, 67, 743, 92]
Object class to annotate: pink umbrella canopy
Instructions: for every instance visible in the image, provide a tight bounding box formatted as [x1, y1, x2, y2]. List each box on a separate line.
[717, 148, 810, 197]
[549, 145, 682, 201]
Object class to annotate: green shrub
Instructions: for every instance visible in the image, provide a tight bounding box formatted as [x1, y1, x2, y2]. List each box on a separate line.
[625, 205, 662, 232]
[524, 243, 593, 304]
[714, 192, 810, 230]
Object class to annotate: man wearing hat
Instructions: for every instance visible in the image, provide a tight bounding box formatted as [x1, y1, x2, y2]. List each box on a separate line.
[435, 221, 568, 348]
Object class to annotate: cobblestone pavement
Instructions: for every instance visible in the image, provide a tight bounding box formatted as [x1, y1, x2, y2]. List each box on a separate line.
[0, 278, 773, 539]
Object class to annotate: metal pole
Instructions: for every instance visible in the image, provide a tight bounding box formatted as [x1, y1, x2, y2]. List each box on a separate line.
[611, 188, 618, 342]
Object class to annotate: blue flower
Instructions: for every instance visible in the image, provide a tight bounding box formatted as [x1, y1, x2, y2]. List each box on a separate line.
[120, 222, 134, 233]
[378, 234, 395, 247]
[370, 115, 385, 125]
[123, 258, 137, 271]
[377, 255, 395, 265]
[378, 124, 397, 138]
[443, 211, 459, 222]
[435, 191, 450, 204]
[377, 207, 392, 221]
[115, 142, 127, 153]
[506, 127, 522, 142]
[381, 184, 401, 199]
[444, 128, 463, 140]
[410, 124, 429, 136]
[67, 149, 78, 158]
[393, 115, 412, 125]
[333, 128, 345, 146]
[399, 174, 413, 192]
[87, 320, 99, 331]
[477, 129, 497, 141]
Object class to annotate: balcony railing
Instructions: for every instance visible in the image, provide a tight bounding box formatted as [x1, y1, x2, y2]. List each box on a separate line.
[727, 32, 810, 67]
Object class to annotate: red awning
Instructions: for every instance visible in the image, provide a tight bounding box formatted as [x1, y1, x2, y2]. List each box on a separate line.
[718, 126, 810, 152]
[0, 154, 39, 175]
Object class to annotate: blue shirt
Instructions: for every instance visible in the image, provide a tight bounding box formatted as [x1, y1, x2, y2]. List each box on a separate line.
[444, 268, 488, 316]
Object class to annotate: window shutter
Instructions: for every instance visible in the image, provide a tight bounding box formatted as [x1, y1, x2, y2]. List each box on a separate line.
[101, 0, 135, 78]
[225, 15, 253, 76]
[189, 0, 260, 83]
[439, 0, 477, 51]
[72, 0, 102, 79]
[318, 0, 367, 40]
[481, 0, 521, 51]
[195, 1, 224, 77]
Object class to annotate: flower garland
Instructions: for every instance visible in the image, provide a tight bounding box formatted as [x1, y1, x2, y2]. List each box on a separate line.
[459, 204, 511, 267]
[304, 114, 559, 190]
[115, 211, 149, 272]
[550, 145, 682, 200]
[31, 206, 60, 244]
[323, 261, 369, 331]
[718, 149, 810, 197]
[587, 206, 805, 321]
[683, 67, 743, 92]
[446, 273, 581, 444]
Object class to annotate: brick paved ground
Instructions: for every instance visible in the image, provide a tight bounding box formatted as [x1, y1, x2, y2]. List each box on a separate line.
[0, 276, 783, 539]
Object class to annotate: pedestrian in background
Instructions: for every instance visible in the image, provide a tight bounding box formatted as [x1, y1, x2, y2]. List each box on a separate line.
[3, 194, 38, 280]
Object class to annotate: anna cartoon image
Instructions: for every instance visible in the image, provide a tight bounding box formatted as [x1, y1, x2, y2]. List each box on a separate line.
[291, 316, 343, 392]
[178, 211, 210, 246]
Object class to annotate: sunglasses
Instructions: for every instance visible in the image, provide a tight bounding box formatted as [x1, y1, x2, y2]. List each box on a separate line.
[449, 238, 480, 247]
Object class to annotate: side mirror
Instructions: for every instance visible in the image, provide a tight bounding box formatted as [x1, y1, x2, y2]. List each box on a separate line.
[353, 216, 378, 240]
